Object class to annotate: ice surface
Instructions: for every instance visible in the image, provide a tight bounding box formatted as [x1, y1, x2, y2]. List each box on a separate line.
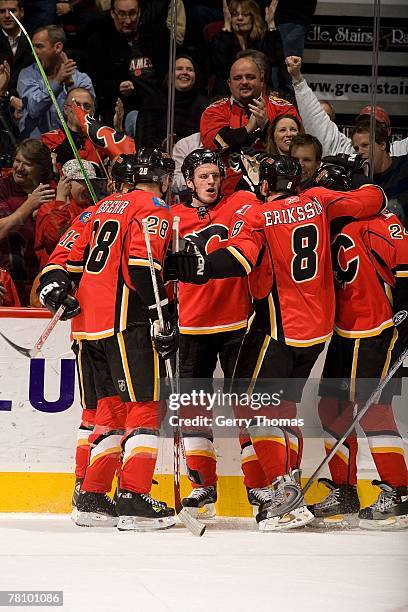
[0, 514, 407, 612]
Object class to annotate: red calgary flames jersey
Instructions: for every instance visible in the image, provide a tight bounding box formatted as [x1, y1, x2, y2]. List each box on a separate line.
[172, 191, 253, 333]
[226, 185, 386, 346]
[332, 210, 408, 336]
[62, 190, 172, 340]
[42, 206, 95, 273]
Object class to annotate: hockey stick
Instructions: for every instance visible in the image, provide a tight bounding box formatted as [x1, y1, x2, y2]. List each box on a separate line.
[171, 216, 183, 513]
[0, 304, 65, 358]
[10, 13, 98, 204]
[302, 346, 408, 495]
[141, 218, 205, 536]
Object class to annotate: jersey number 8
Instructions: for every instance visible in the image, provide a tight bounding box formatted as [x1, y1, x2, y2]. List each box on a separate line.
[291, 224, 318, 283]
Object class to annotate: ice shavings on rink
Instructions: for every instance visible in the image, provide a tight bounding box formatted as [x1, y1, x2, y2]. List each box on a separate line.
[0, 514, 407, 612]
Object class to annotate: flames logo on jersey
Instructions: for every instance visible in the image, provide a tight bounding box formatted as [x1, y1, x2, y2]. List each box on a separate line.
[72, 104, 136, 159]
[184, 224, 229, 254]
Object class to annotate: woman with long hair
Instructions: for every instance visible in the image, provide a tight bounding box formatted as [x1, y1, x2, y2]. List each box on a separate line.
[266, 113, 303, 155]
[135, 55, 210, 148]
[208, 0, 281, 96]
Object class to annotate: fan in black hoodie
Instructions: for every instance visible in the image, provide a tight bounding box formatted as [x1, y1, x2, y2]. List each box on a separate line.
[134, 55, 210, 148]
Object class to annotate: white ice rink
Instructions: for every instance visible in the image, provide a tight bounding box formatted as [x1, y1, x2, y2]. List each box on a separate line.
[0, 514, 407, 612]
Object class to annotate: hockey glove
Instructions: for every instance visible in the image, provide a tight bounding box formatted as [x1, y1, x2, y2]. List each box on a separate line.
[173, 240, 211, 285]
[393, 309, 408, 349]
[151, 318, 179, 360]
[37, 271, 80, 321]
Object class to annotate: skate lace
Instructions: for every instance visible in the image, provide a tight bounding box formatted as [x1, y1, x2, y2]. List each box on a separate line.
[316, 488, 339, 508]
[189, 487, 213, 501]
[140, 493, 166, 509]
[250, 487, 272, 503]
[271, 484, 287, 508]
[370, 490, 395, 512]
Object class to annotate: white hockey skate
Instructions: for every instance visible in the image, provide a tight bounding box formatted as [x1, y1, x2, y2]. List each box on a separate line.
[182, 485, 217, 519]
[74, 491, 118, 528]
[359, 481, 408, 530]
[256, 470, 314, 532]
[116, 491, 175, 531]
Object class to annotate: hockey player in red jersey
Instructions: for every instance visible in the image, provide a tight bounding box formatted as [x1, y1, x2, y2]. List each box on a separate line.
[173, 155, 387, 531]
[171, 149, 270, 517]
[40, 200, 108, 514]
[307, 165, 408, 529]
[38, 149, 178, 531]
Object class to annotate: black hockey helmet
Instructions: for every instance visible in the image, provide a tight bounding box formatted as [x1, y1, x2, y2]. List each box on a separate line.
[258, 155, 302, 194]
[181, 149, 226, 182]
[111, 148, 175, 185]
[314, 163, 352, 191]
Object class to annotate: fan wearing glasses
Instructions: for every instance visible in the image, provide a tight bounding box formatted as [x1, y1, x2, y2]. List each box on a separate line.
[41, 86, 102, 168]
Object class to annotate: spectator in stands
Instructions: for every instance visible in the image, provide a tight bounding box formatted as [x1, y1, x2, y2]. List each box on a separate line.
[236, 48, 271, 93]
[319, 100, 335, 122]
[85, 0, 184, 124]
[290, 133, 322, 188]
[351, 121, 408, 226]
[201, 55, 300, 193]
[17, 25, 95, 138]
[285, 56, 408, 157]
[35, 158, 96, 268]
[0, 0, 31, 117]
[41, 86, 102, 167]
[0, 266, 20, 305]
[0, 139, 55, 304]
[208, 0, 280, 96]
[135, 55, 210, 147]
[265, 112, 301, 155]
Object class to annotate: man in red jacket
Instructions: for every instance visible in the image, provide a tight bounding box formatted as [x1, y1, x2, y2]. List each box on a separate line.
[200, 57, 301, 194]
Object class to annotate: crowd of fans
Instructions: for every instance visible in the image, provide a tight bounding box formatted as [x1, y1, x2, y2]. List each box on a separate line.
[0, 0, 407, 306]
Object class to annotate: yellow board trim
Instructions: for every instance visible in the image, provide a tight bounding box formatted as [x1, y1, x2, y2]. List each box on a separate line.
[0, 473, 383, 516]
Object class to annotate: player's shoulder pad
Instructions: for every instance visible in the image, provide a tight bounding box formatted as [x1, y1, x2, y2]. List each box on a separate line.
[226, 189, 258, 210]
[151, 196, 170, 210]
[79, 210, 93, 224]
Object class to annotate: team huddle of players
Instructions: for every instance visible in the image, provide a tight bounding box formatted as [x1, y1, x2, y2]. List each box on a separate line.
[37, 146, 408, 532]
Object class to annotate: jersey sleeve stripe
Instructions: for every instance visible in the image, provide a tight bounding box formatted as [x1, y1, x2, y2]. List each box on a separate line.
[226, 246, 252, 274]
[128, 257, 162, 271]
[214, 132, 228, 150]
[66, 263, 84, 273]
[41, 263, 67, 275]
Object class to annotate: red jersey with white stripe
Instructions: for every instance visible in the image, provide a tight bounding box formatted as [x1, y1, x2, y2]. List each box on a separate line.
[226, 185, 386, 346]
[64, 190, 172, 340]
[173, 191, 253, 334]
[332, 210, 408, 337]
[42, 206, 95, 273]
